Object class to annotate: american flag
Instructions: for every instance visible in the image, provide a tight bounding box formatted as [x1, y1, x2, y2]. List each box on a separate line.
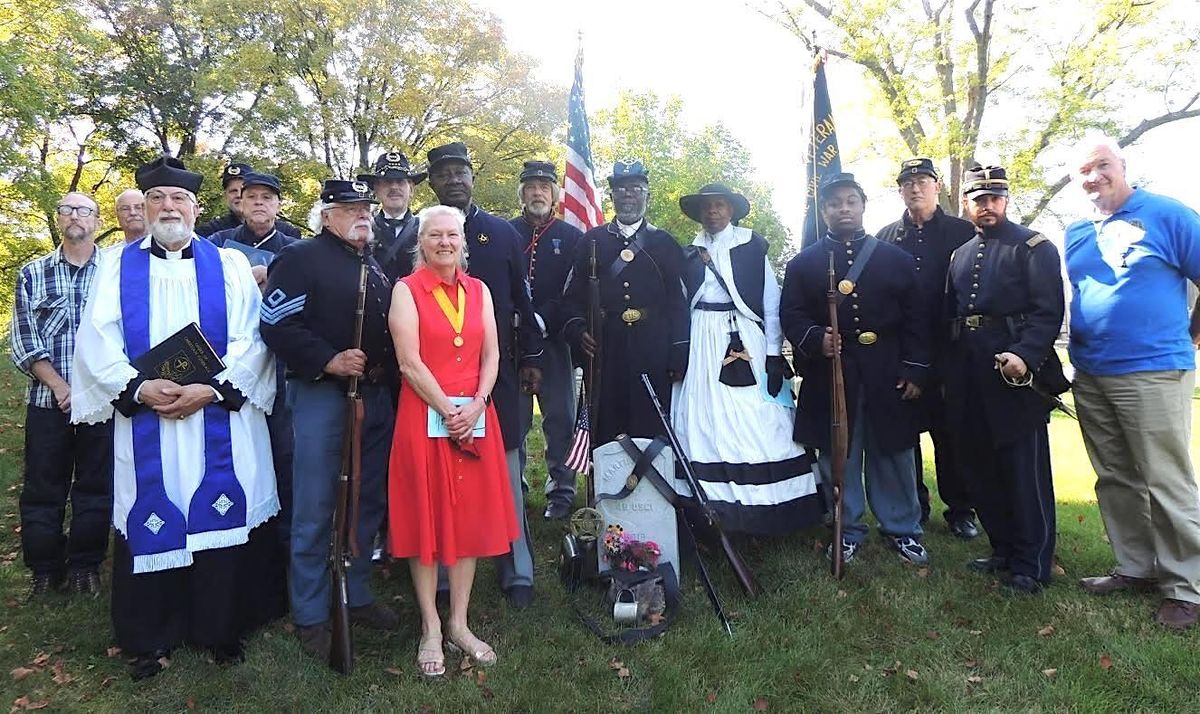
[564, 384, 591, 473]
[560, 43, 605, 231]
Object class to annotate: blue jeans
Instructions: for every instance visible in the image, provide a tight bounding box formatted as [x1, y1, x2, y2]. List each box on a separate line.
[818, 398, 923, 544]
[518, 338, 578, 504]
[287, 379, 393, 627]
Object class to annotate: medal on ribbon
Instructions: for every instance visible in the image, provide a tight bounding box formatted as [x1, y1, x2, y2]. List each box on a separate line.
[433, 282, 467, 348]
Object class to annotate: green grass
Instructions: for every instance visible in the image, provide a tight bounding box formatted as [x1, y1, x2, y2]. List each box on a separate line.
[1, 361, 1199, 713]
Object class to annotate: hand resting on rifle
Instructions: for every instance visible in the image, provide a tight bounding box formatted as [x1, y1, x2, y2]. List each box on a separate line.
[579, 330, 597, 359]
[821, 326, 842, 357]
[325, 348, 367, 377]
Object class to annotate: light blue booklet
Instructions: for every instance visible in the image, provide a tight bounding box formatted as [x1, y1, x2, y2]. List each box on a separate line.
[427, 396, 486, 438]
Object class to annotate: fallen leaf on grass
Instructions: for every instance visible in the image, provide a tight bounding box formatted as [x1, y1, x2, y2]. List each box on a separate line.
[968, 629, 983, 636]
[705, 691, 718, 704]
[608, 657, 624, 670]
[474, 670, 487, 685]
[185, 697, 196, 710]
[9, 668, 34, 682]
[156, 656, 171, 670]
[30, 654, 49, 668]
[98, 676, 115, 689]
[616, 667, 631, 680]
[480, 686, 494, 701]
[1037, 625, 1056, 637]
[967, 675, 984, 684]
[848, 674, 860, 682]
[1052, 562, 1066, 577]
[882, 661, 901, 677]
[836, 590, 847, 598]
[964, 658, 978, 668]
[1077, 514, 1085, 523]
[905, 670, 919, 681]
[1042, 668, 1058, 678]
[10, 696, 50, 711]
[1099, 655, 1113, 671]
[50, 660, 73, 685]
[752, 696, 769, 711]
[916, 567, 930, 578]
[384, 667, 404, 677]
[925, 630, 939, 640]
[105, 647, 121, 658]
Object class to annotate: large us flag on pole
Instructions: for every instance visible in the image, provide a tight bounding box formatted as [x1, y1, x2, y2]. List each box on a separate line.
[561, 43, 604, 231]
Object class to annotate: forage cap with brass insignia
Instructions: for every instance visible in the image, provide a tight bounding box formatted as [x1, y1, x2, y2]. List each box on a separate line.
[896, 157, 939, 184]
[608, 158, 649, 186]
[356, 150, 427, 186]
[221, 162, 253, 187]
[320, 178, 378, 204]
[962, 165, 1009, 198]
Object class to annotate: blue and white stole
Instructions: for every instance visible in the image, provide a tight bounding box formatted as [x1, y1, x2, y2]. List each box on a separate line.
[119, 238, 247, 573]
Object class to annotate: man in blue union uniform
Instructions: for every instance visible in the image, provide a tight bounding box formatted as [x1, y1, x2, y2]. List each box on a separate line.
[780, 172, 930, 568]
[357, 151, 426, 284]
[943, 165, 1066, 595]
[509, 160, 583, 521]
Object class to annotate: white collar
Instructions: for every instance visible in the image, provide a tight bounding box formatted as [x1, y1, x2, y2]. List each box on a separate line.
[616, 219, 643, 237]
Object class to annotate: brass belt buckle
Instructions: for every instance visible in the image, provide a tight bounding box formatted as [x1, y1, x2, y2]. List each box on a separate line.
[857, 331, 877, 345]
[621, 308, 642, 324]
[964, 315, 982, 329]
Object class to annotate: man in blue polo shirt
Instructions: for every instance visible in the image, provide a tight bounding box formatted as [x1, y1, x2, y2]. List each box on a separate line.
[1065, 134, 1200, 630]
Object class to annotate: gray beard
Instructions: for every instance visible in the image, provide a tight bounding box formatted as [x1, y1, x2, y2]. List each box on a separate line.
[524, 203, 552, 219]
[63, 225, 90, 242]
[150, 220, 193, 249]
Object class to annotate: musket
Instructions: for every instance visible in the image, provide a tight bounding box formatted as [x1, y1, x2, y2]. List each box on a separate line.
[827, 252, 848, 580]
[640, 373, 761, 598]
[329, 242, 370, 674]
[585, 235, 602, 505]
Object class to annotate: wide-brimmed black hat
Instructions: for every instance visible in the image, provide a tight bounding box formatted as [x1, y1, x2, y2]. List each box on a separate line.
[679, 183, 751, 224]
[896, 157, 939, 184]
[819, 172, 865, 199]
[221, 162, 253, 187]
[320, 179, 377, 204]
[519, 160, 558, 183]
[239, 171, 282, 196]
[426, 142, 472, 171]
[135, 156, 203, 194]
[357, 151, 426, 186]
[608, 158, 649, 185]
[962, 165, 1009, 198]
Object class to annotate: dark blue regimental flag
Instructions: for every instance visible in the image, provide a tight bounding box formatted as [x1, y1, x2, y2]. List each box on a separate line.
[802, 51, 842, 247]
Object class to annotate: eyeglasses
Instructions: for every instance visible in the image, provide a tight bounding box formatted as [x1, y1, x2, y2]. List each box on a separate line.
[145, 190, 195, 206]
[56, 205, 96, 217]
[612, 184, 648, 196]
[900, 177, 937, 190]
[116, 205, 145, 215]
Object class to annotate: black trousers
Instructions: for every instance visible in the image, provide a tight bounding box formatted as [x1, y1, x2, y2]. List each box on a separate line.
[914, 393, 974, 523]
[19, 405, 113, 576]
[958, 420, 1056, 583]
[111, 517, 286, 657]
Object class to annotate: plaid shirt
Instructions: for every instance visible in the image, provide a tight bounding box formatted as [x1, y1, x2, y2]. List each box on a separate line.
[9, 245, 101, 409]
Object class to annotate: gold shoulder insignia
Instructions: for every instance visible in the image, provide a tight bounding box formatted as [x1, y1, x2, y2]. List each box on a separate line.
[1026, 233, 1048, 248]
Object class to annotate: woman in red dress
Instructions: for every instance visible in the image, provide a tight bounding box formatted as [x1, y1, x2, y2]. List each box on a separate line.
[388, 205, 519, 677]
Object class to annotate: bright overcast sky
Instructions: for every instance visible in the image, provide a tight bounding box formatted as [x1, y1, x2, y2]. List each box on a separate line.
[475, 0, 1199, 241]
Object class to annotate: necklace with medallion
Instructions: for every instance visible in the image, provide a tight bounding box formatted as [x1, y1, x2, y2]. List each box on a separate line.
[432, 282, 467, 347]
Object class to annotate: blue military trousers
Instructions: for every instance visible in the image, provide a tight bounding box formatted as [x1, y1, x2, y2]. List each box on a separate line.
[287, 379, 393, 627]
[518, 338, 578, 504]
[817, 396, 924, 544]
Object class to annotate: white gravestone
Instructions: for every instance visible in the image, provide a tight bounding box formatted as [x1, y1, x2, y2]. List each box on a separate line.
[593, 438, 680, 575]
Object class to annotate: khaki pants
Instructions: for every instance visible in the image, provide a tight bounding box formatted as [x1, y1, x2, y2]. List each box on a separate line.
[1074, 369, 1200, 603]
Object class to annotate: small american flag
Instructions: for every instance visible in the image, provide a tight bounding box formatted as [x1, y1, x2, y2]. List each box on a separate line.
[561, 40, 605, 232]
[564, 386, 591, 473]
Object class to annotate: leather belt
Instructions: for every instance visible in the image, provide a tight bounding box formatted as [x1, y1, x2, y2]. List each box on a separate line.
[694, 301, 735, 312]
[955, 314, 1003, 330]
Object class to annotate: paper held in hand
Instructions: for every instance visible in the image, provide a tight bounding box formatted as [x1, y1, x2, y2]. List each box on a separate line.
[427, 396, 485, 438]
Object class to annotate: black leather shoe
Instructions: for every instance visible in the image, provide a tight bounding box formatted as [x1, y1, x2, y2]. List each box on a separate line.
[1003, 573, 1044, 595]
[505, 585, 534, 610]
[543, 500, 572, 521]
[28, 572, 64, 599]
[129, 649, 171, 681]
[67, 569, 102, 596]
[967, 556, 1009, 574]
[949, 517, 980, 540]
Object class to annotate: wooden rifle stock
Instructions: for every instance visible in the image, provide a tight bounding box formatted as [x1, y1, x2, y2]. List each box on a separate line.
[585, 236, 602, 505]
[329, 247, 371, 673]
[639, 373, 761, 597]
[827, 252, 849, 580]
